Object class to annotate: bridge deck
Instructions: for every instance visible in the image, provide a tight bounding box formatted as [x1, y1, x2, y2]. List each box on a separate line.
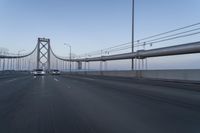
[0, 74, 200, 133]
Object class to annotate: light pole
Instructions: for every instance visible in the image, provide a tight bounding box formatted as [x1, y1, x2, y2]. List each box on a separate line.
[18, 50, 25, 71]
[131, 0, 135, 70]
[2, 51, 6, 71]
[64, 43, 71, 72]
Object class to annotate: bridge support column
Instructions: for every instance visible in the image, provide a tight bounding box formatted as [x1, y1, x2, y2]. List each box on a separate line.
[77, 61, 82, 70]
[36, 38, 51, 71]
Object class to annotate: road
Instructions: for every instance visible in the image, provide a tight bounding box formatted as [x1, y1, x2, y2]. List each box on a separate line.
[0, 74, 200, 133]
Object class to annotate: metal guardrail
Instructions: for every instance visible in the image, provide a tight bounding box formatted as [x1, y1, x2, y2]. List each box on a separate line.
[53, 41, 200, 62]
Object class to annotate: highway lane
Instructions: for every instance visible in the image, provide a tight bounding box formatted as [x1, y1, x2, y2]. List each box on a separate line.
[0, 74, 200, 133]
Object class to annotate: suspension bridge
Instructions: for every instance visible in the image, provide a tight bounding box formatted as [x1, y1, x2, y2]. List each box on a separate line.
[0, 23, 200, 133]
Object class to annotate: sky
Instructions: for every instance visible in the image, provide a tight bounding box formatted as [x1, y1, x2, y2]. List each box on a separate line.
[0, 0, 200, 69]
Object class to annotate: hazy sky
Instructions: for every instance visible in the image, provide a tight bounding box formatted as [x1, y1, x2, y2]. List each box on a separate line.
[0, 0, 200, 58]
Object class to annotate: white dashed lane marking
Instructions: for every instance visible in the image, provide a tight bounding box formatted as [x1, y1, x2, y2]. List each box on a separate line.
[82, 78, 95, 81]
[6, 78, 17, 83]
[54, 78, 59, 82]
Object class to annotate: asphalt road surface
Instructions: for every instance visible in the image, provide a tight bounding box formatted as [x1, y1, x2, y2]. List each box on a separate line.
[0, 74, 200, 133]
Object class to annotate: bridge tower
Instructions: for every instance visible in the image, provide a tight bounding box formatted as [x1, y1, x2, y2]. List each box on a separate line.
[37, 38, 51, 70]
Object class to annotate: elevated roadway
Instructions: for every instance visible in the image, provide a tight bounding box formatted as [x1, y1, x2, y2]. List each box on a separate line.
[0, 74, 200, 133]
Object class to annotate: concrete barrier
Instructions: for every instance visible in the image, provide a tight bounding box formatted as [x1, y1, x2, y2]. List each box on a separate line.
[69, 69, 200, 82]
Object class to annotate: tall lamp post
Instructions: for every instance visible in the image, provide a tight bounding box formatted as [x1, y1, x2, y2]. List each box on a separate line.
[18, 50, 25, 71]
[64, 43, 72, 72]
[132, 0, 135, 70]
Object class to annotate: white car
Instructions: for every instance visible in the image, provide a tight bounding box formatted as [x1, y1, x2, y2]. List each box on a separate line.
[33, 69, 46, 76]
